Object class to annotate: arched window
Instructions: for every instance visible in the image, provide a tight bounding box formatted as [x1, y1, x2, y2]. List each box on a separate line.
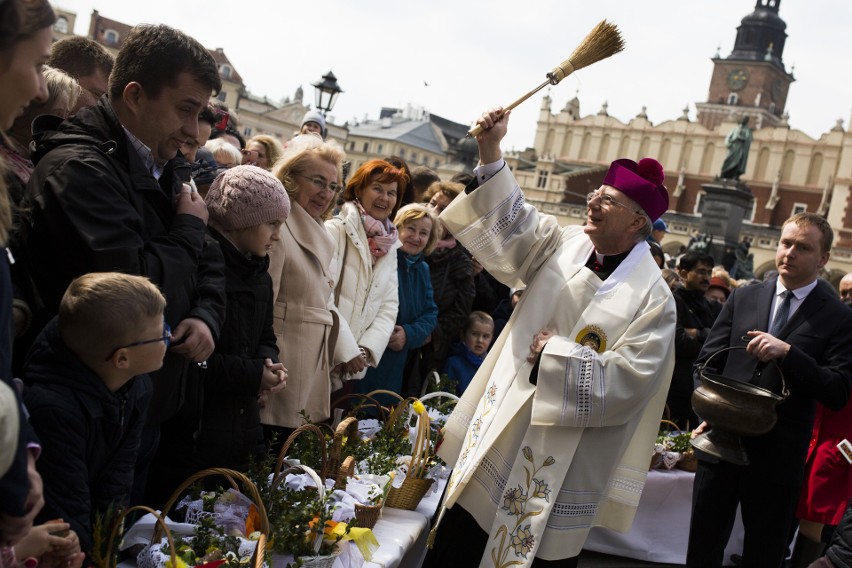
[638, 136, 650, 159]
[597, 134, 610, 162]
[617, 135, 630, 159]
[727, 93, 739, 105]
[659, 138, 671, 168]
[780, 149, 795, 183]
[579, 132, 592, 160]
[53, 16, 68, 34]
[700, 143, 716, 174]
[755, 147, 770, 181]
[805, 153, 823, 186]
[104, 29, 119, 46]
[680, 140, 694, 170]
[220, 65, 232, 79]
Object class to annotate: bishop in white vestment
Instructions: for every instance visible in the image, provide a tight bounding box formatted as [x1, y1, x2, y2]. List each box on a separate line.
[425, 108, 677, 568]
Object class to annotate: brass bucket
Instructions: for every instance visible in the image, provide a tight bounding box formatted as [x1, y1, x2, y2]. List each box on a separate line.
[690, 346, 788, 466]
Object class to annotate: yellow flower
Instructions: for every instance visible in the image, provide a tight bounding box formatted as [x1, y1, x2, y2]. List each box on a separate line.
[412, 400, 426, 415]
[165, 557, 189, 568]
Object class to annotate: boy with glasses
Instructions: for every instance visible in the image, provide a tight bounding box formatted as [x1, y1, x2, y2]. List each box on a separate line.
[21, 273, 167, 558]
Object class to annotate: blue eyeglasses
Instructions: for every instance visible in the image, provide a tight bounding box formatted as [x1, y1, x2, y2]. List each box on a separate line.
[105, 322, 171, 361]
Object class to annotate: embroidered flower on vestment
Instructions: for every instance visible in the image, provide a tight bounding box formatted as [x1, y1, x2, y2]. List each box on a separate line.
[510, 524, 535, 558]
[486, 383, 498, 405]
[471, 418, 482, 441]
[502, 485, 527, 516]
[532, 478, 551, 502]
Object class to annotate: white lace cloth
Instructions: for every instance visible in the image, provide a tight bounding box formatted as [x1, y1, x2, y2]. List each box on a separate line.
[177, 489, 254, 535]
[120, 513, 257, 568]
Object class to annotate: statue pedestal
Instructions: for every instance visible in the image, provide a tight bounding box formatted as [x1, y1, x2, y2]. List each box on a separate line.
[699, 179, 754, 263]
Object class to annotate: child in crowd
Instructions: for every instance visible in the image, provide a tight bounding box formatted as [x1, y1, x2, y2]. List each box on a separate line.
[443, 311, 494, 395]
[22, 272, 167, 556]
[157, 165, 289, 493]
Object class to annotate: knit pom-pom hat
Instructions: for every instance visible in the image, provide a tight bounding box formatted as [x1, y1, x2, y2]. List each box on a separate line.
[205, 165, 290, 230]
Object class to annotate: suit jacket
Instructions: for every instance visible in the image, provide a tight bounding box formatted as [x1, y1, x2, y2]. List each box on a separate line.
[695, 277, 852, 485]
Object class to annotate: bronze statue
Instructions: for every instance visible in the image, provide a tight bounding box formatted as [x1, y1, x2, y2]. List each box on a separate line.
[721, 116, 753, 180]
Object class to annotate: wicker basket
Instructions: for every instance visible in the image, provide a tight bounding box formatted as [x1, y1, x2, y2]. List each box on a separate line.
[354, 502, 382, 529]
[677, 450, 699, 472]
[385, 477, 434, 510]
[327, 417, 359, 490]
[104, 505, 177, 568]
[146, 468, 268, 568]
[155, 467, 271, 538]
[274, 423, 330, 481]
[330, 390, 393, 421]
[384, 395, 435, 510]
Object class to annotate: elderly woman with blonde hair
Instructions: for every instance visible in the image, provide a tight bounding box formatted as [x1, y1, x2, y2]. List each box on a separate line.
[262, 134, 345, 447]
[356, 203, 439, 400]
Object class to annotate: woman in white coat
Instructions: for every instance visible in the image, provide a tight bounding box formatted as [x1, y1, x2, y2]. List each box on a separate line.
[263, 135, 345, 447]
[326, 159, 408, 396]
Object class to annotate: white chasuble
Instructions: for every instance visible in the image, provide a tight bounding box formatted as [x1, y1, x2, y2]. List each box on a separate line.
[433, 165, 676, 566]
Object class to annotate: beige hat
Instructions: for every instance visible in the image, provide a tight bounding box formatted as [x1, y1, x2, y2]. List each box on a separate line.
[0, 381, 20, 477]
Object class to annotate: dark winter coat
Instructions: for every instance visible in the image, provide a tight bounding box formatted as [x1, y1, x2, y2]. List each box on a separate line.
[827, 498, 852, 568]
[669, 286, 722, 429]
[162, 228, 278, 475]
[17, 97, 225, 424]
[357, 250, 437, 400]
[22, 318, 151, 554]
[425, 241, 475, 370]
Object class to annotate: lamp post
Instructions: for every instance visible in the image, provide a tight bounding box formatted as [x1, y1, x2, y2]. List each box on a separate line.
[312, 71, 343, 116]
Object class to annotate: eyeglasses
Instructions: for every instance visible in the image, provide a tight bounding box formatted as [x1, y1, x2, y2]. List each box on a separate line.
[586, 190, 640, 213]
[105, 322, 171, 361]
[294, 173, 341, 194]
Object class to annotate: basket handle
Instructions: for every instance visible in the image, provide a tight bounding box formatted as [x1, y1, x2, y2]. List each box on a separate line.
[408, 410, 432, 479]
[106, 506, 176, 568]
[327, 416, 359, 481]
[273, 423, 329, 481]
[153, 467, 270, 542]
[419, 391, 460, 404]
[330, 391, 390, 421]
[698, 345, 789, 399]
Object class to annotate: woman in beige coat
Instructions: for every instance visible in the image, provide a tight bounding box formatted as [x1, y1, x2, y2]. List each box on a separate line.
[262, 135, 345, 446]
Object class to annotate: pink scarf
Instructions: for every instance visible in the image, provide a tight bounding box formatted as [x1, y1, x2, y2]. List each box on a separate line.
[356, 201, 398, 262]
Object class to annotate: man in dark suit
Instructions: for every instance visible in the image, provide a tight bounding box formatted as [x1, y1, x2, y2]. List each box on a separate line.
[686, 212, 852, 568]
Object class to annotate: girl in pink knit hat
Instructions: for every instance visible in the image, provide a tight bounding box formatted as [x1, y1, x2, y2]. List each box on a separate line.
[156, 165, 291, 489]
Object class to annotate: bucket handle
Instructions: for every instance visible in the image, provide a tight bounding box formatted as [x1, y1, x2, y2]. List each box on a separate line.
[698, 345, 789, 400]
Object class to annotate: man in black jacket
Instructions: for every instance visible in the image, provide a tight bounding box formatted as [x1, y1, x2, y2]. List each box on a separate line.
[668, 251, 721, 429]
[18, 24, 226, 505]
[687, 213, 852, 567]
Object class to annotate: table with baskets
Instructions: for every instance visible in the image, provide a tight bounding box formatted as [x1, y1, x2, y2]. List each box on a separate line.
[111, 390, 454, 568]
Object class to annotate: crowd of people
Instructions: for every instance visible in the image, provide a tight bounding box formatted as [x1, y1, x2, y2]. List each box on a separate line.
[2, 3, 852, 568]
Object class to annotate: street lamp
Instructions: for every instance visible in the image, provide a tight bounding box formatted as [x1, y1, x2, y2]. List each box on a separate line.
[312, 71, 343, 116]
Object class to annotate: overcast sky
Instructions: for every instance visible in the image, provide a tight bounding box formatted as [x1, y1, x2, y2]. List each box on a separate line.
[54, 0, 852, 151]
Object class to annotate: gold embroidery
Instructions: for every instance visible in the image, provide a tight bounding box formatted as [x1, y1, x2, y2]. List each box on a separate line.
[489, 446, 556, 567]
[575, 325, 607, 353]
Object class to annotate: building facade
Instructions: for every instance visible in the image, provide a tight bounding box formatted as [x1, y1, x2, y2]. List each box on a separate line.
[517, 0, 852, 282]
